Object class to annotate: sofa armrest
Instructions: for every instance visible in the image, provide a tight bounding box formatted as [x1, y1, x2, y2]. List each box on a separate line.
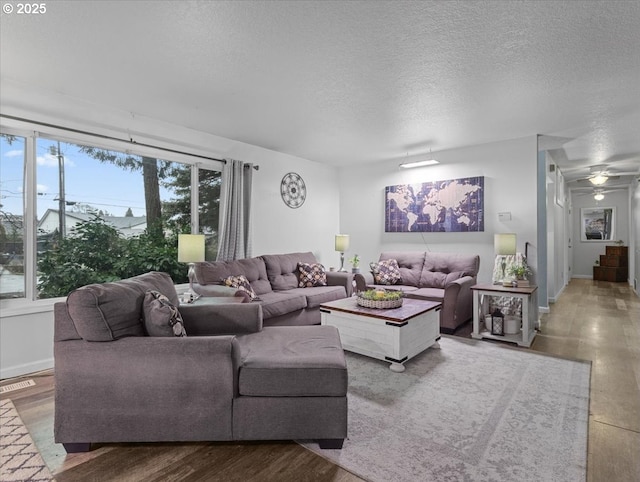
[54, 336, 240, 443]
[326, 271, 354, 297]
[440, 275, 476, 330]
[450, 275, 475, 290]
[353, 272, 374, 293]
[179, 303, 263, 335]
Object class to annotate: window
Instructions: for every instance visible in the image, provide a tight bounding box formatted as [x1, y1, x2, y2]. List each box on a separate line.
[198, 167, 222, 258]
[0, 127, 221, 301]
[0, 134, 26, 299]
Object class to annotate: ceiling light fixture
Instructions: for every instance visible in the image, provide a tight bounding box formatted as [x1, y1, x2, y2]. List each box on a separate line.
[594, 192, 605, 201]
[589, 174, 608, 185]
[399, 159, 439, 169]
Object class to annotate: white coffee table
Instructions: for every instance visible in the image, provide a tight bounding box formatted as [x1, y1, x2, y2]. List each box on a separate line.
[320, 297, 442, 372]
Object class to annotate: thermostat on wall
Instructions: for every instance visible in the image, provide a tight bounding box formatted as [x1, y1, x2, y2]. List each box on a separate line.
[498, 212, 512, 221]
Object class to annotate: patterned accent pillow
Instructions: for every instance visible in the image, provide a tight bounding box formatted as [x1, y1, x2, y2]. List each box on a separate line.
[143, 290, 187, 337]
[221, 274, 258, 300]
[370, 259, 402, 285]
[297, 262, 327, 287]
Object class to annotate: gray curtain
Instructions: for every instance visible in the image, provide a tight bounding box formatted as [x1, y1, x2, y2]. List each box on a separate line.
[216, 159, 254, 261]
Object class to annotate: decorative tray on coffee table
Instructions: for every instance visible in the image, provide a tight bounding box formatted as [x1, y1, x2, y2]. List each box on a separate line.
[356, 289, 403, 309]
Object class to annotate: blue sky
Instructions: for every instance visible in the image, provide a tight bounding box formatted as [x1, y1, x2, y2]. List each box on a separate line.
[1, 135, 176, 219]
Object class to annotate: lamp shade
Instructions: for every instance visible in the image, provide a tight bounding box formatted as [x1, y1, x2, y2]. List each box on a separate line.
[335, 234, 350, 252]
[494, 233, 516, 255]
[178, 234, 205, 263]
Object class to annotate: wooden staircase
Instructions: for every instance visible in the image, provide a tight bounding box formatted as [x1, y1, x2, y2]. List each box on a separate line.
[593, 245, 628, 282]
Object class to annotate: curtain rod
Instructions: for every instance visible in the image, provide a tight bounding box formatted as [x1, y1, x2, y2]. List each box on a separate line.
[0, 114, 259, 170]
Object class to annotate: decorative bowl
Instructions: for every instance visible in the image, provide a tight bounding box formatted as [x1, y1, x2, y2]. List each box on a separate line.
[356, 289, 403, 309]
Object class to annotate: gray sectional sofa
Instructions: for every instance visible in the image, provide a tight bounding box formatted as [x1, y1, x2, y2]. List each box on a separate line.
[193, 251, 353, 326]
[354, 251, 480, 333]
[54, 271, 348, 452]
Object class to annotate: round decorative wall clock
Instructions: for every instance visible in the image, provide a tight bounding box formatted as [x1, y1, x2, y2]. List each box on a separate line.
[280, 172, 307, 208]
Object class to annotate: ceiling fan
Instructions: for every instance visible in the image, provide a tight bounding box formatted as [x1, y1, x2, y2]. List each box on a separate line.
[575, 187, 626, 200]
[575, 164, 639, 185]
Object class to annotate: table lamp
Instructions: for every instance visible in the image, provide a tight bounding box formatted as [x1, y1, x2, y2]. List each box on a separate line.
[178, 234, 205, 301]
[494, 233, 516, 284]
[335, 234, 350, 272]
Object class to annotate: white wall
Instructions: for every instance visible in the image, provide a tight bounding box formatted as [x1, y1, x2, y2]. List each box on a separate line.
[570, 188, 630, 278]
[0, 309, 54, 379]
[251, 149, 340, 265]
[337, 136, 539, 285]
[0, 87, 340, 378]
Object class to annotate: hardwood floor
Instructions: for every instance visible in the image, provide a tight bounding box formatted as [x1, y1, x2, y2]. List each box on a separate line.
[2, 278, 639, 481]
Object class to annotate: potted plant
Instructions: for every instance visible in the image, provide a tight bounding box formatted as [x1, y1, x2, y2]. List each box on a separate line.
[349, 254, 360, 274]
[508, 262, 532, 286]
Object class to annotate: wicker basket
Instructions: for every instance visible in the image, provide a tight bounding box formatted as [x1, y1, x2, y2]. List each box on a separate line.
[356, 295, 403, 309]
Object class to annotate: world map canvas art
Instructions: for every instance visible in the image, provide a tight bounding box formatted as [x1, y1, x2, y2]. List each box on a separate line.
[385, 176, 484, 232]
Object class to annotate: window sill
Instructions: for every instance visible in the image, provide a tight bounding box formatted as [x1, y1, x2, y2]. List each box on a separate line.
[0, 284, 190, 318]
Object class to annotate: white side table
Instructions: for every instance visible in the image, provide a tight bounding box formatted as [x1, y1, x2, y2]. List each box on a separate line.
[470, 284, 538, 348]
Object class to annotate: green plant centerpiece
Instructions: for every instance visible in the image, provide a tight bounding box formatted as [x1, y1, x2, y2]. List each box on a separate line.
[357, 288, 403, 309]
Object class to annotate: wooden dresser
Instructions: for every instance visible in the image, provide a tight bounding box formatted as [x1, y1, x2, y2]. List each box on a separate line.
[593, 245, 628, 282]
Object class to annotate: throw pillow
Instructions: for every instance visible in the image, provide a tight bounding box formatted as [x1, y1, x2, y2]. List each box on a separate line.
[297, 262, 327, 287]
[143, 290, 187, 337]
[221, 274, 258, 300]
[370, 259, 402, 285]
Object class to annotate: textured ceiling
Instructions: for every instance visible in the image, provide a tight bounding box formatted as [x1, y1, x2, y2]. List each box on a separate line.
[1, 0, 639, 184]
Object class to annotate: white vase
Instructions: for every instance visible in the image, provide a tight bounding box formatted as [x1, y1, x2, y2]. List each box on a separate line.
[484, 315, 492, 332]
[504, 316, 521, 334]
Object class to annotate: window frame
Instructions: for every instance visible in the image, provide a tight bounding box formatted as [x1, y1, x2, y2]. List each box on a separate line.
[1, 119, 223, 313]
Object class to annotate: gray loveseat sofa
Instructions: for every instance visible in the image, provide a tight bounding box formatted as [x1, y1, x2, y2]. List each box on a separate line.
[354, 251, 480, 333]
[54, 271, 348, 452]
[193, 252, 353, 326]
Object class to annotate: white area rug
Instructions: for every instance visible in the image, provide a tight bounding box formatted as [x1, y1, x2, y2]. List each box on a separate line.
[0, 399, 54, 482]
[301, 336, 590, 482]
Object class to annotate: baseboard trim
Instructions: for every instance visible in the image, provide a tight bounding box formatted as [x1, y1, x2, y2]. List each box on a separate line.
[571, 275, 593, 279]
[549, 283, 567, 303]
[0, 358, 53, 380]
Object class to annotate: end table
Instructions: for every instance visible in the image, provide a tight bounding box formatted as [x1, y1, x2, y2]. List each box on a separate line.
[470, 284, 539, 347]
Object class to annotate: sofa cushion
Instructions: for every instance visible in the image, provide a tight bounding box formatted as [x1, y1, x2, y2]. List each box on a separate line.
[143, 290, 187, 337]
[262, 252, 318, 291]
[370, 259, 402, 285]
[195, 258, 272, 295]
[66, 271, 177, 342]
[287, 286, 346, 308]
[221, 274, 258, 300]
[236, 326, 348, 397]
[406, 287, 445, 302]
[297, 262, 327, 287]
[422, 252, 480, 279]
[379, 252, 425, 287]
[420, 271, 464, 289]
[256, 291, 308, 319]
